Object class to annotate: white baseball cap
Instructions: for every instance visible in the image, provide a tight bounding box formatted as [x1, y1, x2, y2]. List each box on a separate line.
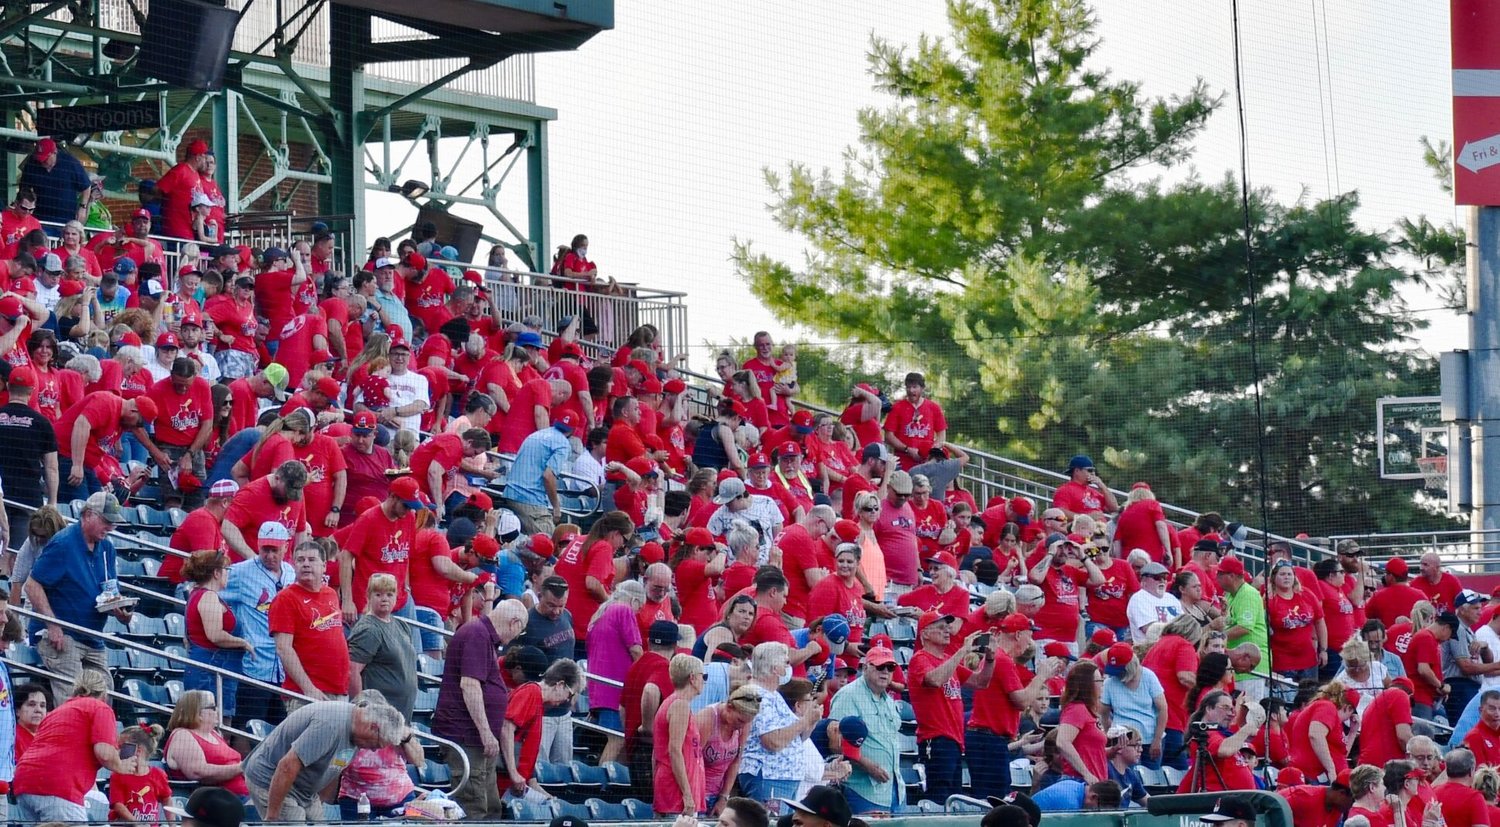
[257, 522, 292, 544]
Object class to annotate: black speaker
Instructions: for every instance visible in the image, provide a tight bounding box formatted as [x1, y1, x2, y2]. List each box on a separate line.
[137, 0, 240, 91]
[415, 207, 485, 264]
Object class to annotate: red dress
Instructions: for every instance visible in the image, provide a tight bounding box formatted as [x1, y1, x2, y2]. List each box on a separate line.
[651, 692, 704, 816]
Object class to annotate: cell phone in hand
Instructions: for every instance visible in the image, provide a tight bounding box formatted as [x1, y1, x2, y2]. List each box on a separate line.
[974, 633, 992, 649]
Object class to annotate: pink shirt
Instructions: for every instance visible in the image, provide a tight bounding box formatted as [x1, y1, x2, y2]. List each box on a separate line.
[875, 498, 920, 585]
[585, 603, 643, 711]
[336, 746, 417, 807]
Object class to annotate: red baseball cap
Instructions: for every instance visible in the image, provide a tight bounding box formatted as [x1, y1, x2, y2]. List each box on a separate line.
[916, 611, 957, 636]
[58, 280, 84, 298]
[557, 342, 584, 360]
[1217, 556, 1247, 578]
[1009, 496, 1033, 516]
[664, 379, 686, 395]
[1391, 676, 1416, 694]
[463, 270, 484, 286]
[716, 468, 740, 483]
[179, 309, 203, 327]
[638, 541, 666, 564]
[927, 551, 959, 571]
[132, 208, 152, 221]
[467, 491, 494, 511]
[999, 614, 1036, 634]
[1090, 627, 1117, 648]
[855, 382, 880, 396]
[403, 252, 427, 270]
[1043, 641, 1076, 660]
[1105, 642, 1134, 667]
[314, 376, 341, 399]
[792, 410, 815, 428]
[351, 410, 378, 433]
[34, 138, 56, 161]
[472, 535, 500, 560]
[554, 409, 584, 433]
[0, 296, 23, 320]
[778, 440, 803, 458]
[1276, 767, 1305, 787]
[390, 476, 424, 508]
[684, 527, 716, 547]
[131, 395, 159, 423]
[729, 399, 748, 419]
[833, 519, 860, 543]
[6, 366, 36, 388]
[186, 138, 210, 156]
[1332, 768, 1353, 789]
[177, 470, 203, 494]
[310, 349, 336, 365]
[747, 451, 770, 468]
[119, 331, 142, 348]
[1385, 558, 1409, 578]
[865, 646, 896, 667]
[627, 359, 652, 377]
[638, 376, 663, 395]
[529, 534, 555, 558]
[387, 328, 410, 350]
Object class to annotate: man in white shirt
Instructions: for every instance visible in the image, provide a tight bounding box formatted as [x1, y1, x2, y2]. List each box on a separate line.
[705, 477, 784, 564]
[1475, 600, 1500, 691]
[382, 330, 429, 433]
[569, 426, 607, 491]
[1126, 562, 1182, 641]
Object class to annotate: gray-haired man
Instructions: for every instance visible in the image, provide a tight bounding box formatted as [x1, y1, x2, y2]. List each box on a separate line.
[244, 698, 406, 821]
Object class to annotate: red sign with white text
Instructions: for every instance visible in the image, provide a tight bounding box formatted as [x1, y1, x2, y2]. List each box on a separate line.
[1454, 0, 1500, 204]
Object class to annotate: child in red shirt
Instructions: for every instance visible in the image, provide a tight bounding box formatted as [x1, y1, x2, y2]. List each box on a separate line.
[108, 725, 172, 824]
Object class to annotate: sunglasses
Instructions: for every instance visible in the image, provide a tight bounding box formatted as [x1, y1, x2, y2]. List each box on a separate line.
[874, 664, 897, 673]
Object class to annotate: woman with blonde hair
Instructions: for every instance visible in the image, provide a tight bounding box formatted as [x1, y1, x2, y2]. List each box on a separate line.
[164, 689, 248, 798]
[1286, 679, 1359, 780]
[696, 685, 760, 814]
[852, 490, 888, 601]
[1347, 763, 1390, 824]
[8, 505, 67, 601]
[1112, 483, 1173, 565]
[1334, 639, 1388, 713]
[347, 573, 418, 720]
[57, 220, 101, 276]
[586, 580, 647, 764]
[652, 654, 708, 817]
[232, 406, 316, 484]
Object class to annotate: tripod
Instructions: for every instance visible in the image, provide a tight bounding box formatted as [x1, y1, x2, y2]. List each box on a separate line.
[1186, 731, 1229, 793]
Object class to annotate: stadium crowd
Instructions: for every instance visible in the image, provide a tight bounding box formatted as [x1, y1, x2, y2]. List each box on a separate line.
[0, 138, 1495, 827]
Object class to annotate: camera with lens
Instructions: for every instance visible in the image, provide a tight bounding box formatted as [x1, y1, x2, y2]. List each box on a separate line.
[1188, 721, 1215, 743]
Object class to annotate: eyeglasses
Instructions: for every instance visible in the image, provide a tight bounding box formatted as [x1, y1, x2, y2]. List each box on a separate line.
[859, 506, 878, 514]
[13, 204, 33, 213]
[203, 703, 217, 710]
[1044, 516, 1067, 522]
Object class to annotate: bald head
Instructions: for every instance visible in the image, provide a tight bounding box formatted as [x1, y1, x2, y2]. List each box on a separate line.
[489, 598, 529, 644]
[1229, 643, 1262, 673]
[1421, 552, 1443, 581]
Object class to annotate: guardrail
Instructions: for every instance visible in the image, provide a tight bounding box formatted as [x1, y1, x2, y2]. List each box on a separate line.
[432, 259, 690, 360]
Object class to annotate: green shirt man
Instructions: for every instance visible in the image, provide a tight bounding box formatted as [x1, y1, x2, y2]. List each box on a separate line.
[1219, 557, 1268, 684]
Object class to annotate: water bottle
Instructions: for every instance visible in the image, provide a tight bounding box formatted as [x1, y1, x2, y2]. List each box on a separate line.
[356, 793, 371, 820]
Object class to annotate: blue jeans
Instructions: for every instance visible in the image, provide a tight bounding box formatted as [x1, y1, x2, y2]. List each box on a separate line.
[185, 644, 243, 721]
[1319, 650, 1344, 683]
[414, 606, 445, 652]
[56, 456, 101, 503]
[735, 775, 799, 814]
[965, 729, 1011, 798]
[121, 430, 149, 467]
[1162, 728, 1189, 771]
[845, 785, 902, 815]
[395, 597, 422, 655]
[919, 736, 963, 803]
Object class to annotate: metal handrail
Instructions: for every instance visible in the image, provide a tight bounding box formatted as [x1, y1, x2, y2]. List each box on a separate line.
[6, 603, 473, 794]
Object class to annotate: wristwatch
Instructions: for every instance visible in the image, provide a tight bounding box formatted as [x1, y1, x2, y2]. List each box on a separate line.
[330, 506, 341, 513]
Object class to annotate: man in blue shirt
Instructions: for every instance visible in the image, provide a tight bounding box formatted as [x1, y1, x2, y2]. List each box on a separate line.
[23, 491, 129, 701]
[1031, 778, 1123, 811]
[17, 139, 90, 225]
[222, 522, 295, 728]
[502, 409, 579, 536]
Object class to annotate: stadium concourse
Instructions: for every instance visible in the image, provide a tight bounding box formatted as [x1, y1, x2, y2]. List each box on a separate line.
[0, 144, 1490, 827]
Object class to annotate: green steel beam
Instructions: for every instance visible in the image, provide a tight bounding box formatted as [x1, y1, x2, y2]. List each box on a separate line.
[326, 4, 368, 256]
[525, 120, 547, 272]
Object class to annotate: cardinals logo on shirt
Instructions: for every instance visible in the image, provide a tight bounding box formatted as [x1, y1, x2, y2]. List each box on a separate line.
[280, 315, 306, 340]
[902, 414, 931, 440]
[298, 451, 326, 483]
[1092, 576, 1127, 601]
[379, 530, 410, 564]
[941, 674, 962, 700]
[35, 378, 59, 414]
[3, 347, 28, 368]
[0, 686, 12, 708]
[311, 609, 342, 632]
[1333, 595, 1353, 616]
[256, 589, 273, 613]
[1277, 601, 1314, 630]
[169, 399, 202, 432]
[1393, 631, 1414, 654]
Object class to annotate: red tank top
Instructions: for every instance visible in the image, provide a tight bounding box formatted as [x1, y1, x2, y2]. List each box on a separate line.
[186, 588, 236, 650]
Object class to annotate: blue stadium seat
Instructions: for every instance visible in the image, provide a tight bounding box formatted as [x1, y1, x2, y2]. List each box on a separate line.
[163, 613, 185, 638]
[125, 649, 170, 678]
[894, 646, 914, 666]
[7, 642, 39, 665]
[123, 613, 166, 642]
[867, 620, 888, 640]
[1137, 766, 1168, 791]
[901, 765, 925, 796]
[586, 798, 629, 821]
[601, 761, 631, 791]
[417, 654, 444, 676]
[916, 800, 945, 813]
[534, 762, 571, 795]
[621, 799, 654, 820]
[509, 800, 551, 821]
[1010, 762, 1033, 789]
[164, 680, 184, 703]
[107, 648, 130, 670]
[569, 760, 607, 793]
[550, 800, 590, 821]
[899, 733, 918, 756]
[140, 557, 162, 577]
[887, 618, 918, 645]
[122, 679, 170, 721]
[413, 688, 439, 713]
[116, 559, 147, 577]
[1163, 766, 1186, 787]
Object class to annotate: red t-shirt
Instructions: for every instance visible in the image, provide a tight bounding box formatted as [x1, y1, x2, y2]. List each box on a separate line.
[907, 649, 972, 747]
[1142, 635, 1199, 731]
[776, 525, 832, 622]
[1434, 780, 1492, 826]
[1400, 627, 1444, 706]
[555, 536, 615, 640]
[1366, 582, 1427, 629]
[165, 508, 226, 579]
[839, 402, 882, 453]
[1033, 565, 1084, 643]
[223, 476, 308, 548]
[1465, 720, 1500, 769]
[496, 378, 553, 453]
[1280, 786, 1346, 827]
[1113, 499, 1169, 563]
[1267, 589, 1324, 671]
[109, 766, 171, 822]
[620, 652, 673, 751]
[969, 654, 1026, 737]
[883, 397, 947, 469]
[806, 576, 866, 643]
[1052, 480, 1108, 516]
[275, 314, 328, 389]
[343, 505, 417, 612]
[12, 696, 118, 803]
[253, 267, 299, 341]
[408, 528, 457, 613]
[268, 583, 349, 694]
[55, 392, 124, 467]
[1359, 687, 1414, 768]
[1175, 729, 1257, 792]
[206, 295, 257, 354]
[720, 562, 756, 599]
[292, 434, 346, 538]
[1414, 573, 1463, 614]
[740, 356, 788, 425]
[636, 599, 677, 640]
[157, 162, 201, 239]
[504, 682, 545, 779]
[1317, 579, 1358, 652]
[675, 558, 719, 635]
[896, 584, 970, 618]
[1286, 699, 1346, 778]
[405, 268, 455, 333]
[874, 499, 920, 586]
[411, 433, 465, 490]
[841, 473, 875, 521]
[1058, 702, 1107, 781]
[1086, 557, 1139, 629]
[145, 375, 212, 448]
[910, 498, 948, 561]
[0, 209, 41, 259]
[743, 606, 797, 659]
[29, 365, 82, 425]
